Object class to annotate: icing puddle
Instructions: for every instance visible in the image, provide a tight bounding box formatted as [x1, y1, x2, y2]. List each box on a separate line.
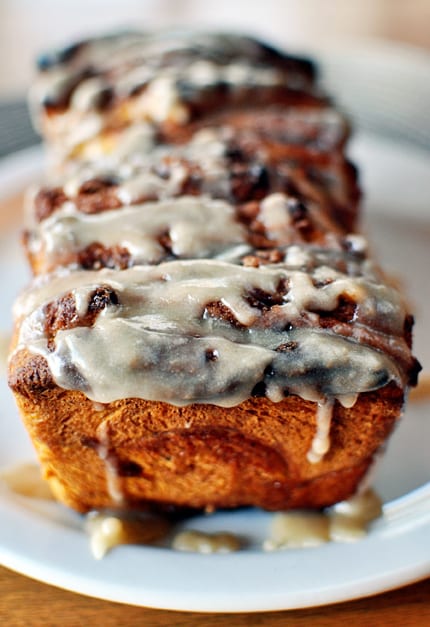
[263, 489, 382, 551]
[0, 461, 383, 559]
[86, 511, 172, 560]
[171, 529, 242, 554]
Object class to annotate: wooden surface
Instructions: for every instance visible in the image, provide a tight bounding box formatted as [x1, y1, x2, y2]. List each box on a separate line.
[0, 566, 429, 626]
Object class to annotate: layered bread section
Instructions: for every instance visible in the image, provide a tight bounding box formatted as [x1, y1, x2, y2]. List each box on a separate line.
[24, 108, 359, 274]
[30, 31, 323, 159]
[9, 30, 419, 514]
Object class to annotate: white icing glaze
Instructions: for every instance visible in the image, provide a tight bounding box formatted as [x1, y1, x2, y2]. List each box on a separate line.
[34, 31, 307, 112]
[259, 193, 293, 241]
[332, 486, 383, 521]
[344, 234, 367, 255]
[337, 393, 358, 409]
[45, 124, 230, 204]
[116, 166, 186, 203]
[15, 254, 405, 407]
[74, 285, 98, 317]
[133, 76, 189, 125]
[263, 489, 382, 550]
[2, 459, 381, 557]
[171, 529, 242, 553]
[70, 77, 110, 112]
[33, 196, 247, 269]
[30, 31, 319, 155]
[329, 489, 383, 542]
[283, 245, 312, 267]
[112, 123, 155, 160]
[87, 514, 124, 559]
[307, 397, 334, 464]
[264, 511, 330, 549]
[96, 420, 124, 505]
[86, 511, 171, 559]
[58, 104, 345, 167]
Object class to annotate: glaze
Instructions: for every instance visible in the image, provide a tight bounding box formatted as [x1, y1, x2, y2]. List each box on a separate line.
[15, 253, 407, 411]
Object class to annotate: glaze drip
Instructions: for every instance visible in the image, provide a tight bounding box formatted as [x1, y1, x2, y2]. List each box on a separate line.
[307, 398, 334, 463]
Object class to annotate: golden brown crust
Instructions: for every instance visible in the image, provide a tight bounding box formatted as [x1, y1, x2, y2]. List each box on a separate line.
[9, 351, 56, 399]
[9, 348, 404, 513]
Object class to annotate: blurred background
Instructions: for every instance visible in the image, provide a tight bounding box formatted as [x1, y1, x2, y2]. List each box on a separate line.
[1, 0, 430, 97]
[1, 0, 430, 155]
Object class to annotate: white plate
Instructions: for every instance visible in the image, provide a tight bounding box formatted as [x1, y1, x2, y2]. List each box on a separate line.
[0, 134, 430, 612]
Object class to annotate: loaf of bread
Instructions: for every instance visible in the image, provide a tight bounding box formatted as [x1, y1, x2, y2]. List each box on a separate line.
[9, 31, 420, 514]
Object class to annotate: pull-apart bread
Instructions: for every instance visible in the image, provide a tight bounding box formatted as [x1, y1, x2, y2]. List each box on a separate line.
[9, 31, 420, 514]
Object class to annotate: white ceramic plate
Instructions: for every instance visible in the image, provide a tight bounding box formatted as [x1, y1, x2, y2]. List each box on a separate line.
[1, 117, 430, 612]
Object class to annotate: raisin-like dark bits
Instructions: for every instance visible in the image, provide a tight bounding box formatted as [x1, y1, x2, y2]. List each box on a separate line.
[205, 348, 219, 362]
[247, 287, 284, 311]
[276, 341, 298, 352]
[79, 177, 118, 195]
[225, 146, 245, 162]
[117, 460, 143, 477]
[251, 381, 266, 397]
[287, 198, 308, 221]
[87, 286, 119, 314]
[264, 365, 276, 378]
[35, 187, 68, 222]
[78, 243, 131, 270]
